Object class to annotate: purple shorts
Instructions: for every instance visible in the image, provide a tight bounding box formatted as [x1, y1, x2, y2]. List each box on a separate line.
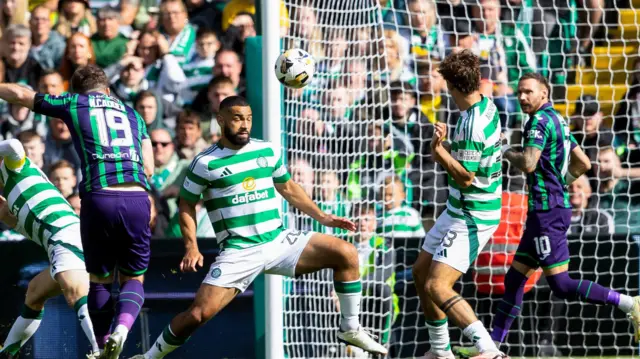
[80, 190, 151, 277]
[514, 207, 572, 270]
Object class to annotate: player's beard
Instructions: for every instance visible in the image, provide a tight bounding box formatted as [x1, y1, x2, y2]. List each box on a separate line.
[225, 126, 250, 146]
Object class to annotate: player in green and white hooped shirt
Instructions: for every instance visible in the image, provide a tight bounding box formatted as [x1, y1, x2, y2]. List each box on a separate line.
[132, 96, 387, 359]
[0, 139, 100, 359]
[412, 50, 507, 359]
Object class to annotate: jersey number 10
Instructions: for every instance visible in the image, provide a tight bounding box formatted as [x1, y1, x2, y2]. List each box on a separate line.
[90, 108, 134, 147]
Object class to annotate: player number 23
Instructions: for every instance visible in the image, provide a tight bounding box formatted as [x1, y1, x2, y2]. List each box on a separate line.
[90, 108, 133, 147]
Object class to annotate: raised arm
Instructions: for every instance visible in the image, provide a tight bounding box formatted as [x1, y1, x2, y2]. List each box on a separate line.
[503, 115, 546, 173]
[431, 122, 476, 188]
[0, 84, 36, 110]
[275, 179, 356, 231]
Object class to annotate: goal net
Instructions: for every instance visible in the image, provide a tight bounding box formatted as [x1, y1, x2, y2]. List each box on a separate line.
[279, 0, 640, 358]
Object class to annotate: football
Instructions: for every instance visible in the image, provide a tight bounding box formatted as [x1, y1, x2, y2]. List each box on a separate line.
[274, 48, 315, 89]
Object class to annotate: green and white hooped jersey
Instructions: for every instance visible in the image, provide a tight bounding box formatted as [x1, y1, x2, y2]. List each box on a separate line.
[0, 157, 79, 247]
[447, 96, 502, 226]
[180, 139, 291, 250]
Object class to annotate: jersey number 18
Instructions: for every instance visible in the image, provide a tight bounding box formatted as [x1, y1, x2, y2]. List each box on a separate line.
[90, 108, 133, 147]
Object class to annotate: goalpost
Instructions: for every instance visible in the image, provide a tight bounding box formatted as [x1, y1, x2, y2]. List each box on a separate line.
[263, 0, 640, 358]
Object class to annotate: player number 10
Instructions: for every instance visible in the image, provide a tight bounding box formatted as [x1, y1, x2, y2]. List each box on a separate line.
[534, 235, 551, 260]
[90, 108, 133, 147]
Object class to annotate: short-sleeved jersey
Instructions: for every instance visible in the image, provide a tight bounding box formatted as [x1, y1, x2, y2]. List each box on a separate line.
[33, 92, 151, 194]
[379, 205, 426, 238]
[447, 96, 502, 226]
[0, 156, 79, 248]
[180, 139, 291, 250]
[523, 102, 576, 212]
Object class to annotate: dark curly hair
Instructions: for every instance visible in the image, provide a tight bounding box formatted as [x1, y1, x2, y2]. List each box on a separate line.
[438, 50, 480, 95]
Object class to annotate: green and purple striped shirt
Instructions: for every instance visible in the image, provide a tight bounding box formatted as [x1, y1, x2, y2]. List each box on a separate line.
[33, 93, 151, 194]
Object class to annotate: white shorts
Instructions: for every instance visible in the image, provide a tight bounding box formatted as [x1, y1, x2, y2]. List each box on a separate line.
[203, 229, 314, 292]
[46, 224, 86, 279]
[422, 210, 498, 273]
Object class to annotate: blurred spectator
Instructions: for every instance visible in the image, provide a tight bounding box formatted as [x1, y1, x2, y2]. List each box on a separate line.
[0, 97, 36, 140]
[29, 5, 66, 70]
[143, 27, 187, 102]
[190, 76, 235, 139]
[38, 69, 65, 95]
[175, 110, 208, 160]
[290, 157, 314, 198]
[415, 58, 458, 126]
[59, 33, 96, 89]
[347, 121, 414, 202]
[347, 202, 397, 349]
[373, 29, 412, 83]
[390, 81, 426, 141]
[213, 48, 245, 96]
[222, 0, 290, 37]
[159, 0, 196, 65]
[186, 0, 223, 33]
[594, 147, 640, 234]
[150, 128, 188, 192]
[54, 0, 97, 38]
[134, 90, 182, 135]
[344, 59, 368, 106]
[129, 0, 160, 30]
[571, 95, 614, 182]
[136, 30, 163, 68]
[287, 4, 324, 59]
[180, 28, 219, 106]
[315, 29, 348, 81]
[110, 58, 149, 107]
[150, 128, 189, 215]
[380, 175, 426, 238]
[0, 0, 27, 39]
[406, 0, 445, 60]
[17, 130, 48, 172]
[287, 157, 315, 231]
[49, 159, 78, 198]
[222, 11, 256, 55]
[34, 69, 65, 135]
[91, 6, 129, 68]
[44, 117, 82, 172]
[312, 170, 349, 235]
[568, 175, 614, 235]
[614, 58, 640, 165]
[324, 84, 351, 123]
[3, 25, 44, 91]
[67, 193, 81, 215]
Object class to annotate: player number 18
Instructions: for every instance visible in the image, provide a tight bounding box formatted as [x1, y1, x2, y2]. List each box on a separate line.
[90, 108, 133, 147]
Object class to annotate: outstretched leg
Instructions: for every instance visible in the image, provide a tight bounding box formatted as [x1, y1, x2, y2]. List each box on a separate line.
[0, 269, 60, 356]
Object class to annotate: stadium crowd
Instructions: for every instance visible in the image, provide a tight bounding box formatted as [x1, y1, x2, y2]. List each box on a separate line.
[0, 0, 638, 354]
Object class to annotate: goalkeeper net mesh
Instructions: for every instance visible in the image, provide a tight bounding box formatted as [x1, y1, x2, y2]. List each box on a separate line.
[280, 0, 640, 358]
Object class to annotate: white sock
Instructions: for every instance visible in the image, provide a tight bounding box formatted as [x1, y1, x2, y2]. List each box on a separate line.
[335, 280, 362, 332]
[425, 318, 452, 355]
[618, 294, 635, 313]
[463, 321, 499, 353]
[1, 307, 43, 355]
[75, 300, 100, 353]
[145, 326, 187, 359]
[113, 324, 130, 337]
